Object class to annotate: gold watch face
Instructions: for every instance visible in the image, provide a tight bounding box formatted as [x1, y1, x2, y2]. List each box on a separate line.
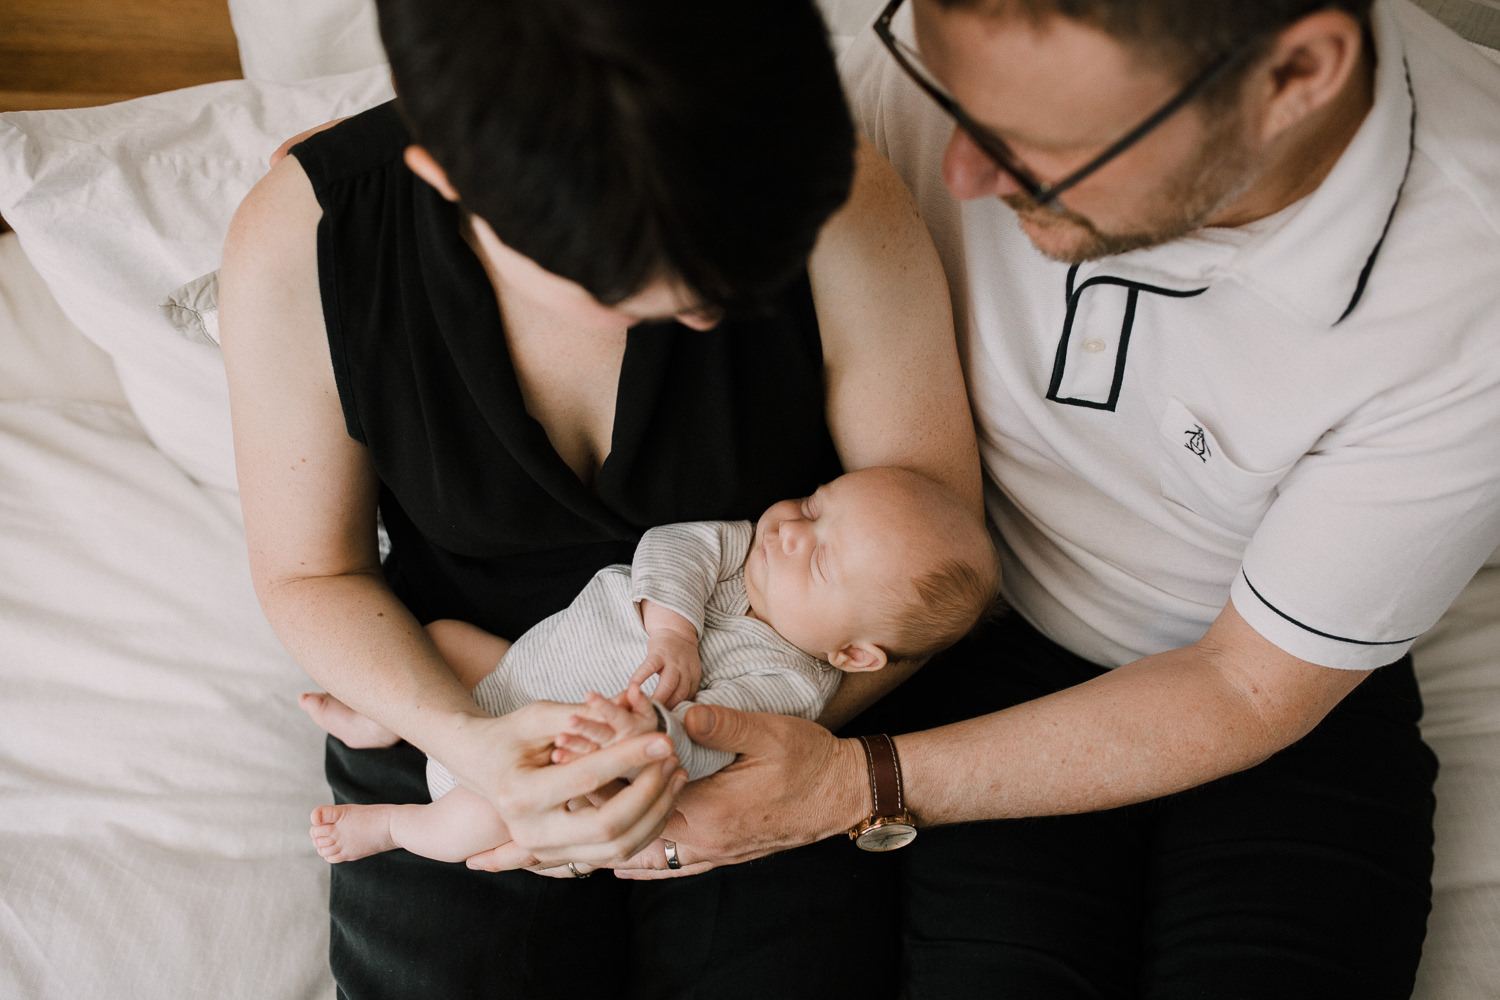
[855, 819, 917, 852]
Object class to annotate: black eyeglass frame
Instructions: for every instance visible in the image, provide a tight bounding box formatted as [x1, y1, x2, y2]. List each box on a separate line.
[873, 0, 1257, 209]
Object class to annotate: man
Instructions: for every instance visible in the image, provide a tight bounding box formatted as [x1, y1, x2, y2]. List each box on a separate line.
[624, 1, 1500, 996]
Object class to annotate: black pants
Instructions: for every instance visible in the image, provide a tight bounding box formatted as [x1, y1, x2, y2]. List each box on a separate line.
[885, 616, 1439, 1000]
[325, 614, 1437, 999]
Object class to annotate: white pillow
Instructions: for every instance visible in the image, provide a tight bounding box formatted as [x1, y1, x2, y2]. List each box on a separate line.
[0, 233, 130, 407]
[160, 270, 222, 348]
[228, 0, 386, 83]
[0, 67, 396, 490]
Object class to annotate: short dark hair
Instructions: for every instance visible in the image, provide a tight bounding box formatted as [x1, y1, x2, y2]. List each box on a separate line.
[935, 0, 1374, 93]
[375, 0, 856, 315]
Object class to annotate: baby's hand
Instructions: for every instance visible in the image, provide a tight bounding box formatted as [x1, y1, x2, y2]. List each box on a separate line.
[630, 623, 702, 710]
[550, 689, 661, 765]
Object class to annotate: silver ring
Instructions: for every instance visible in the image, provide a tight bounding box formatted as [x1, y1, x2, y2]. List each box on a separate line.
[664, 841, 681, 870]
[567, 861, 591, 879]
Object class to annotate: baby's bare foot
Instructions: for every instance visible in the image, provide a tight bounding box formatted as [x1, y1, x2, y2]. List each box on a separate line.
[309, 804, 399, 863]
[299, 692, 399, 748]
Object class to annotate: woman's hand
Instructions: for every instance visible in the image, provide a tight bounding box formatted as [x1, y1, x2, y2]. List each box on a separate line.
[453, 700, 688, 872]
[610, 703, 867, 879]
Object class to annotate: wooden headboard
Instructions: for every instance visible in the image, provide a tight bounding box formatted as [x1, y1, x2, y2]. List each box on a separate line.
[0, 0, 242, 112]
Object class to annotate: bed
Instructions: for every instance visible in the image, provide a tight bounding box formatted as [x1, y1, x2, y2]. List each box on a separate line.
[0, 2, 1495, 998]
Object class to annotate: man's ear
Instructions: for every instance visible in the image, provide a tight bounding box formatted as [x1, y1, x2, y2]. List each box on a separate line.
[829, 641, 889, 673]
[403, 145, 462, 202]
[1254, 9, 1366, 143]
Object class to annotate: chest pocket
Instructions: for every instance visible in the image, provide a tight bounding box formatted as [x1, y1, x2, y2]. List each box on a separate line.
[1156, 397, 1291, 538]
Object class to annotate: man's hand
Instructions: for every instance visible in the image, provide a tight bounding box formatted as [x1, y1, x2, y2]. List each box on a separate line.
[611, 703, 868, 879]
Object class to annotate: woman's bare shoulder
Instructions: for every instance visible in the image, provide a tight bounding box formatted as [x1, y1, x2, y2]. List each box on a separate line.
[218, 156, 325, 361]
[223, 156, 321, 285]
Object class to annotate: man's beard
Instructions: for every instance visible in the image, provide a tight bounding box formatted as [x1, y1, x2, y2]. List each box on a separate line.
[1005, 111, 1258, 265]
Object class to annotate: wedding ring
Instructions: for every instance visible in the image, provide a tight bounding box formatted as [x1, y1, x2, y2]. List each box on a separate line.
[568, 861, 591, 879]
[664, 841, 681, 870]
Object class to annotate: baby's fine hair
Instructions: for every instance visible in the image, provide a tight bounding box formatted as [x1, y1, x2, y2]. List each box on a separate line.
[883, 551, 1002, 662]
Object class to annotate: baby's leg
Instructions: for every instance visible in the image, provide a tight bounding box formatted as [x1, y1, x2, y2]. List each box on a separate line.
[300, 692, 399, 749]
[310, 787, 511, 864]
[300, 620, 512, 747]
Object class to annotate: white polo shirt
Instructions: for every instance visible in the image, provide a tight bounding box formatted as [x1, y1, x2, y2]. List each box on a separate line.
[844, 0, 1500, 669]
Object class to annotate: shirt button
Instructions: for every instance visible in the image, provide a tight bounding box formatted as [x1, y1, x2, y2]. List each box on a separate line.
[1082, 338, 1107, 354]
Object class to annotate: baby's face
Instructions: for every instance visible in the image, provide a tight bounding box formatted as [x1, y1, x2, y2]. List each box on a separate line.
[743, 469, 930, 664]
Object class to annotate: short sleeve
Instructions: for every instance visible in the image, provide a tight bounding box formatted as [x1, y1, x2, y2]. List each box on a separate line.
[1232, 362, 1500, 669]
[629, 521, 754, 635]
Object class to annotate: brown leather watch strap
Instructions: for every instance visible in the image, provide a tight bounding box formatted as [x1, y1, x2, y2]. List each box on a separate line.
[857, 733, 906, 818]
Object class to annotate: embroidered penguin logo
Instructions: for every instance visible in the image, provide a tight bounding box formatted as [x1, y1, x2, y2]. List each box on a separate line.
[1184, 424, 1211, 463]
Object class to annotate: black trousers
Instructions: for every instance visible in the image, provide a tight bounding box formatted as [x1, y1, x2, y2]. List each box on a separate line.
[325, 613, 1437, 999]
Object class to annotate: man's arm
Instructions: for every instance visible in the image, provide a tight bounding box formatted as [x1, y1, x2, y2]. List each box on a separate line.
[614, 599, 1368, 876]
[896, 601, 1366, 823]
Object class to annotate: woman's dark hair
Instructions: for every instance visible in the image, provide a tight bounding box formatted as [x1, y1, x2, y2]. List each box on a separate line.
[375, 0, 856, 315]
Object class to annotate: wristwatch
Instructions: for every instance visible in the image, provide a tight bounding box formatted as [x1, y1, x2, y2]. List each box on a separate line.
[848, 733, 918, 852]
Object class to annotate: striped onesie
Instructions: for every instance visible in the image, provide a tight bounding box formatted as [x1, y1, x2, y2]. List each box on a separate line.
[426, 520, 841, 798]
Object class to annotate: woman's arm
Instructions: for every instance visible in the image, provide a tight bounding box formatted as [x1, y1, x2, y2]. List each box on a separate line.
[219, 156, 682, 865]
[807, 137, 986, 722]
[220, 156, 480, 755]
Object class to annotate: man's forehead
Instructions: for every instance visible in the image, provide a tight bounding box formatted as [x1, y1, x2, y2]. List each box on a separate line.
[913, 0, 1187, 145]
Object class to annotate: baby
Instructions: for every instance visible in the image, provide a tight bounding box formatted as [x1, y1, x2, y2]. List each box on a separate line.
[303, 466, 998, 865]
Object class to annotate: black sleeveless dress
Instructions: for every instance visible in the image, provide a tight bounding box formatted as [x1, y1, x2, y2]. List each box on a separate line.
[291, 105, 896, 1000]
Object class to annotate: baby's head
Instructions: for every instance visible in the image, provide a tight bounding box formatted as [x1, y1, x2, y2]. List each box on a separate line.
[743, 467, 999, 672]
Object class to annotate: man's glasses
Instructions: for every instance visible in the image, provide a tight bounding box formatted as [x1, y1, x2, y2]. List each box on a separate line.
[873, 0, 1254, 209]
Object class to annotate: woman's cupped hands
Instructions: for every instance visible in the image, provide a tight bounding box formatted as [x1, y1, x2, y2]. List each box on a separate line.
[454, 698, 687, 877]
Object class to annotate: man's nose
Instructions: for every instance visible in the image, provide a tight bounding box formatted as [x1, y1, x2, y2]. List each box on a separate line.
[942, 127, 1022, 201]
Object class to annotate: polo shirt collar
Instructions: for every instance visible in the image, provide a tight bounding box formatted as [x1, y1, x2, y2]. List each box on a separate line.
[1227, 0, 1414, 328]
[1081, 0, 1414, 328]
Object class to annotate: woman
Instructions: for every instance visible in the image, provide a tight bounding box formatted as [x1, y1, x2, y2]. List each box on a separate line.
[219, 0, 980, 996]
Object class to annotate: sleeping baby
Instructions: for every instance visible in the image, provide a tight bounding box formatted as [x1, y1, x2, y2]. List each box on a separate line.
[300, 466, 998, 866]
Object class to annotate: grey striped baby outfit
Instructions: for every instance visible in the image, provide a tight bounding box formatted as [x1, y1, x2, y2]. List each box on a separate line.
[427, 520, 840, 798]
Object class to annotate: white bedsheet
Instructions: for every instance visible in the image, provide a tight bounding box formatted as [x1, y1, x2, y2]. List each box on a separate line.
[0, 235, 335, 1000]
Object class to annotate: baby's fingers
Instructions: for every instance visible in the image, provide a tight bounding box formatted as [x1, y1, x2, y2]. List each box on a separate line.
[586, 690, 645, 736]
[654, 667, 686, 709]
[550, 732, 601, 764]
[558, 709, 614, 744]
[628, 657, 663, 691]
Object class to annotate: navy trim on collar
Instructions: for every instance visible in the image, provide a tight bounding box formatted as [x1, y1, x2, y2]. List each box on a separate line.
[1046, 264, 1208, 411]
[1337, 61, 1418, 325]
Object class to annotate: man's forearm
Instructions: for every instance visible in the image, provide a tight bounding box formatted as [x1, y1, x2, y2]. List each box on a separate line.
[893, 626, 1365, 826]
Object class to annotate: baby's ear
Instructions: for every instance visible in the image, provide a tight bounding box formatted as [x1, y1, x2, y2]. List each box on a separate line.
[829, 641, 888, 673]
